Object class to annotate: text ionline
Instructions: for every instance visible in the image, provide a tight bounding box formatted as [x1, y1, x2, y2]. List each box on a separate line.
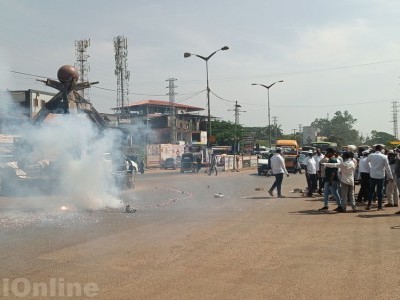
[2, 278, 99, 298]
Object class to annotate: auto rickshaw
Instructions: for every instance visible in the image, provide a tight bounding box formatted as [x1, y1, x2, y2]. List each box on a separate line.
[180, 152, 196, 173]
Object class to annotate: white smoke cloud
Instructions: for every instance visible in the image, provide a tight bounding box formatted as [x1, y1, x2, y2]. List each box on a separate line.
[0, 93, 125, 210]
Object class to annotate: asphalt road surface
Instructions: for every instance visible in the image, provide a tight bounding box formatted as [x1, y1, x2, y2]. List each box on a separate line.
[1, 168, 400, 299]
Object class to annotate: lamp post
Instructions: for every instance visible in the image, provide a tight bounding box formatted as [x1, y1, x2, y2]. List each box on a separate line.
[184, 46, 229, 146]
[251, 80, 283, 149]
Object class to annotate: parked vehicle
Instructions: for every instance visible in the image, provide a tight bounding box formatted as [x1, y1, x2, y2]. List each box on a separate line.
[276, 139, 299, 172]
[180, 153, 196, 173]
[257, 151, 271, 175]
[311, 141, 338, 153]
[298, 152, 307, 170]
[162, 158, 177, 170]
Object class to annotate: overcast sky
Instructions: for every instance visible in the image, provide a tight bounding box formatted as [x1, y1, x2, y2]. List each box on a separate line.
[1, 0, 400, 137]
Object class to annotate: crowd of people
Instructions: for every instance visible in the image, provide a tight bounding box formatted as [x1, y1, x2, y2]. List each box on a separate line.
[301, 144, 400, 213]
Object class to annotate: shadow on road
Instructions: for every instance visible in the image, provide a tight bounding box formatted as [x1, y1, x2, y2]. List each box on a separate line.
[244, 196, 270, 200]
[290, 209, 338, 215]
[357, 213, 399, 218]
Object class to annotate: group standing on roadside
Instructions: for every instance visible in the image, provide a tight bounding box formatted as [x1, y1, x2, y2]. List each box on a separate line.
[264, 144, 400, 215]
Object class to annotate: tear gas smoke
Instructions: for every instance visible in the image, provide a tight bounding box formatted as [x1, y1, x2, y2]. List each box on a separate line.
[0, 92, 124, 210]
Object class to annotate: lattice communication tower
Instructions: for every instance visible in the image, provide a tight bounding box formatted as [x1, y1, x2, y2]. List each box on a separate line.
[392, 101, 398, 139]
[114, 36, 130, 119]
[166, 78, 177, 143]
[74, 39, 91, 100]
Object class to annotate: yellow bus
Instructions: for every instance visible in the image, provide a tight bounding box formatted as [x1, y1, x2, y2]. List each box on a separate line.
[276, 140, 299, 172]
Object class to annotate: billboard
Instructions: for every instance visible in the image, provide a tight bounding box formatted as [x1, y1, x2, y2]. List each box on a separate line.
[191, 131, 207, 145]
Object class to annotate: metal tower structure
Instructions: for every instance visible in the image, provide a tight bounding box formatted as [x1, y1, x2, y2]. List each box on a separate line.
[228, 101, 245, 153]
[166, 78, 177, 143]
[272, 116, 279, 143]
[74, 39, 90, 100]
[114, 36, 130, 121]
[391, 101, 398, 139]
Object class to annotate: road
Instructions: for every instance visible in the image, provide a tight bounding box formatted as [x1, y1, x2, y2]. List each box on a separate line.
[1, 168, 400, 299]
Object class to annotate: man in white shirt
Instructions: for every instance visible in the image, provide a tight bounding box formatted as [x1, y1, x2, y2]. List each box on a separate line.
[305, 150, 317, 197]
[357, 150, 371, 203]
[313, 148, 325, 194]
[385, 150, 398, 207]
[322, 152, 357, 212]
[366, 144, 393, 210]
[268, 148, 289, 198]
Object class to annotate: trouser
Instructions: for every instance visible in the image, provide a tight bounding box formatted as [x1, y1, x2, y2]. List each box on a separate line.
[323, 181, 342, 207]
[386, 178, 399, 205]
[357, 172, 370, 202]
[307, 173, 317, 196]
[316, 172, 324, 192]
[341, 183, 356, 210]
[209, 165, 217, 175]
[396, 177, 400, 200]
[368, 177, 384, 208]
[270, 173, 284, 196]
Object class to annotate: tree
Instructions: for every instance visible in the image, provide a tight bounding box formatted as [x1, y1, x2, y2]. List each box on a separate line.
[311, 110, 362, 146]
[211, 120, 243, 146]
[247, 124, 283, 145]
[364, 131, 396, 147]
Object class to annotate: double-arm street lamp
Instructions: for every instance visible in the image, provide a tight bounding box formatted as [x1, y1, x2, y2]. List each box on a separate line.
[251, 80, 283, 149]
[184, 46, 229, 145]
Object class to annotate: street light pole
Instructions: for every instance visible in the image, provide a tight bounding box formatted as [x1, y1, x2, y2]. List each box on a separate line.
[184, 46, 229, 146]
[251, 80, 283, 149]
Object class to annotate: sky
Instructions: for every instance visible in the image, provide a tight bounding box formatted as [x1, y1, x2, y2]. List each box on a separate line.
[1, 0, 400, 138]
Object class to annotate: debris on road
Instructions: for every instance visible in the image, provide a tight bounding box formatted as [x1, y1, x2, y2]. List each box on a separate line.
[255, 187, 264, 191]
[125, 205, 137, 213]
[214, 193, 224, 198]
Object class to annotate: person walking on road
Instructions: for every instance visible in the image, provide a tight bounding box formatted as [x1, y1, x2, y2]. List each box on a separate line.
[209, 153, 218, 176]
[268, 148, 289, 198]
[366, 144, 393, 211]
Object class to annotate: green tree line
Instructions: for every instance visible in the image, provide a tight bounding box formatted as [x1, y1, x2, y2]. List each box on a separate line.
[211, 110, 398, 149]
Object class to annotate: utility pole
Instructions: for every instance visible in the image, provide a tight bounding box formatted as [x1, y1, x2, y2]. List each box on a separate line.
[298, 124, 303, 146]
[293, 128, 297, 140]
[391, 101, 398, 139]
[166, 78, 177, 143]
[74, 39, 90, 100]
[114, 35, 130, 123]
[272, 116, 278, 143]
[229, 101, 245, 170]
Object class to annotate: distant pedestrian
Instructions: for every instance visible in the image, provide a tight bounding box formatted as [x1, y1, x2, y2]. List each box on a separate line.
[385, 150, 398, 207]
[322, 152, 357, 212]
[313, 148, 325, 194]
[196, 156, 202, 173]
[319, 147, 344, 212]
[305, 150, 317, 197]
[209, 153, 218, 176]
[366, 144, 393, 211]
[294, 154, 302, 174]
[268, 148, 289, 198]
[357, 149, 371, 203]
